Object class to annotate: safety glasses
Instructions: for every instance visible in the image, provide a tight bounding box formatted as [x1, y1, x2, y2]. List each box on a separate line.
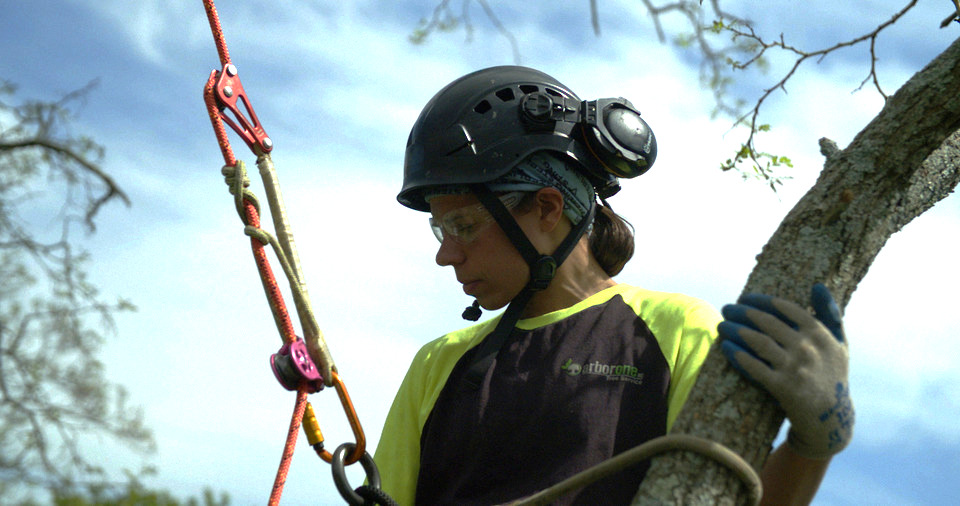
[429, 192, 526, 244]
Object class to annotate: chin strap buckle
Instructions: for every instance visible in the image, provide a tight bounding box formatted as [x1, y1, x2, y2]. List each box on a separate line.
[530, 255, 557, 291]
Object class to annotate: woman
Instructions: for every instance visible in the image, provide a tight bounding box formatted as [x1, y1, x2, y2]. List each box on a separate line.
[375, 66, 853, 505]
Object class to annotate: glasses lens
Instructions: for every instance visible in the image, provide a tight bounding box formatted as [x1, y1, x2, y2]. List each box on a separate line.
[429, 192, 527, 244]
[429, 217, 444, 243]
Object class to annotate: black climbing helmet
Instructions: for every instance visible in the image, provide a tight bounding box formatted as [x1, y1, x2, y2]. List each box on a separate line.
[397, 65, 657, 211]
[398, 67, 658, 382]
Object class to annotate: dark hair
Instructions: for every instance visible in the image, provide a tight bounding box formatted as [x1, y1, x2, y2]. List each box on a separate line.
[589, 204, 635, 276]
[509, 190, 633, 276]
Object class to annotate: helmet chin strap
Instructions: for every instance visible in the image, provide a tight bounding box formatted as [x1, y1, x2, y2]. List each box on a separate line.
[461, 183, 596, 389]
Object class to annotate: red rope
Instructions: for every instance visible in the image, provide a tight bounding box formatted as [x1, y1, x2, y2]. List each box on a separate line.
[202, 0, 230, 66]
[203, 72, 236, 166]
[245, 201, 297, 343]
[205, 73, 297, 345]
[201, 2, 305, 502]
[270, 387, 309, 505]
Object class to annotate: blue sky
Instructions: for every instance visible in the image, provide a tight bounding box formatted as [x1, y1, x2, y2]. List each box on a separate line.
[2, 1, 959, 504]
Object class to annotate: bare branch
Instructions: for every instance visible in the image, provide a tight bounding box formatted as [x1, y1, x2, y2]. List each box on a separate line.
[718, 1, 919, 181]
[0, 80, 147, 501]
[639, 32, 960, 503]
[0, 138, 130, 229]
[411, 1, 926, 189]
[410, 0, 521, 63]
[941, 0, 960, 28]
[590, 0, 601, 36]
[476, 0, 521, 64]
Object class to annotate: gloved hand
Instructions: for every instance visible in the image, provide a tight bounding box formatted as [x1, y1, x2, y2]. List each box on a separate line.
[717, 283, 854, 460]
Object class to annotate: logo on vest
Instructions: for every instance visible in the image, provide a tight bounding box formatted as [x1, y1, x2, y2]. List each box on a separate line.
[561, 358, 644, 385]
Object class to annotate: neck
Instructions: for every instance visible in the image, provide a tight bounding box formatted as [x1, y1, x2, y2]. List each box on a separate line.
[522, 238, 616, 318]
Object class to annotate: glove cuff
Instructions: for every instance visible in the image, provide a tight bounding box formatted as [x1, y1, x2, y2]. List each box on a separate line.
[786, 425, 851, 460]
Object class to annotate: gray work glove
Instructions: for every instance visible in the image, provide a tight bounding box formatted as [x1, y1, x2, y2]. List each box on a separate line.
[718, 284, 855, 459]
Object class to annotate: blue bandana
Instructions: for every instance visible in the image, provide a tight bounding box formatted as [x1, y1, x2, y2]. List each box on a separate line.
[424, 152, 594, 225]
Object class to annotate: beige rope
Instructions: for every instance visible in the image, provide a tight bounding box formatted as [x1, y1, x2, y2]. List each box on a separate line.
[221, 161, 259, 222]
[255, 154, 334, 385]
[223, 159, 335, 385]
[501, 434, 762, 506]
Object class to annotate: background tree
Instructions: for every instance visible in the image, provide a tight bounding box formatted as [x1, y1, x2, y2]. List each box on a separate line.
[411, 0, 954, 189]
[0, 80, 151, 502]
[51, 472, 230, 506]
[410, 1, 960, 504]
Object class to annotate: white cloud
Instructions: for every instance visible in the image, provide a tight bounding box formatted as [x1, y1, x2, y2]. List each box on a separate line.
[68, 0, 210, 67]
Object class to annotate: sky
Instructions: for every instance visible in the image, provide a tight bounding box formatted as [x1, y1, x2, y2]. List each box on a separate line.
[2, 0, 959, 504]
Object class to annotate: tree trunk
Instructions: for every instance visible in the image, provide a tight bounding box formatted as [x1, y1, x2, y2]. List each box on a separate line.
[633, 36, 960, 505]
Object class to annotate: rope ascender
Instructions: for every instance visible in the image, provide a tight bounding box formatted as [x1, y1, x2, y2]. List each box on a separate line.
[199, 2, 395, 504]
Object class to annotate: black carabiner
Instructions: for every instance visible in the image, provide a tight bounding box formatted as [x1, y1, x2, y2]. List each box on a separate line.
[331, 443, 399, 506]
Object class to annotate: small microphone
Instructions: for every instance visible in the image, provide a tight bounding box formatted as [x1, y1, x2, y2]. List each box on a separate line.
[462, 300, 482, 321]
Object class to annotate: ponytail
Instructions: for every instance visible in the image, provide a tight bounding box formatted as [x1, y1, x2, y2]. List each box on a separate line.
[589, 203, 635, 277]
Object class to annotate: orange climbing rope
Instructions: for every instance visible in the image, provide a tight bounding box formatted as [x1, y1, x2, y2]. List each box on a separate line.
[199, 2, 375, 504]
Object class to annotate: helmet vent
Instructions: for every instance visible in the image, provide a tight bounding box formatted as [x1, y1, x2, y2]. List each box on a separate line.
[545, 87, 563, 97]
[495, 87, 515, 102]
[474, 100, 492, 114]
[519, 84, 539, 94]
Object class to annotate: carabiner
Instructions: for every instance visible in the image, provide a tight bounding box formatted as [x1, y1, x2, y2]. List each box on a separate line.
[331, 443, 382, 506]
[315, 371, 366, 465]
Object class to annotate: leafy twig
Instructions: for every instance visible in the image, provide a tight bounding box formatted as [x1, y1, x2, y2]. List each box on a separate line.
[410, 0, 521, 64]
[719, 1, 918, 182]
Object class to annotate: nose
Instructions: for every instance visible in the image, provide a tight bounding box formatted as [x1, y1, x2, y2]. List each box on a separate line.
[435, 236, 465, 267]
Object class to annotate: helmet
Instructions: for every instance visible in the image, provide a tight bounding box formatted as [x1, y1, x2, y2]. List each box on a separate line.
[398, 66, 657, 211]
[397, 67, 658, 380]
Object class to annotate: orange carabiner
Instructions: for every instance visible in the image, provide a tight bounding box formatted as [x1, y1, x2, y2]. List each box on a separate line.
[313, 371, 366, 465]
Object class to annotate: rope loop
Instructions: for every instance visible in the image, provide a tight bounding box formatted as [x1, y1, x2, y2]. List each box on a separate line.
[221, 161, 260, 222]
[221, 161, 251, 192]
[243, 225, 271, 245]
[501, 433, 762, 506]
[202, 2, 364, 504]
[355, 485, 400, 506]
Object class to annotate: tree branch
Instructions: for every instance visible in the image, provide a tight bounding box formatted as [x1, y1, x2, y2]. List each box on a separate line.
[410, 0, 521, 64]
[0, 138, 130, 229]
[475, 0, 521, 63]
[590, 0, 601, 36]
[718, 1, 919, 182]
[634, 33, 960, 505]
[0, 79, 145, 501]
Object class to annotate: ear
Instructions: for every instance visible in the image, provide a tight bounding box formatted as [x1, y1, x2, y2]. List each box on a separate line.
[534, 187, 566, 232]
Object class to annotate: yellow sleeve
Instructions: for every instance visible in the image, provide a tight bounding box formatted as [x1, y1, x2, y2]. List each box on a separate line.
[665, 299, 721, 431]
[374, 346, 430, 506]
[373, 319, 496, 505]
[618, 287, 721, 431]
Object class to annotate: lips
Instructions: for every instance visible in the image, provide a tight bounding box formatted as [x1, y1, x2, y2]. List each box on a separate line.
[461, 279, 481, 295]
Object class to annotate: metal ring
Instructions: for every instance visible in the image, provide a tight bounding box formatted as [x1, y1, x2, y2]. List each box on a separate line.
[331, 443, 381, 506]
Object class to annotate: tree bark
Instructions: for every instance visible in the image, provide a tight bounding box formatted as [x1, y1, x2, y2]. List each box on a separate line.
[633, 36, 960, 505]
